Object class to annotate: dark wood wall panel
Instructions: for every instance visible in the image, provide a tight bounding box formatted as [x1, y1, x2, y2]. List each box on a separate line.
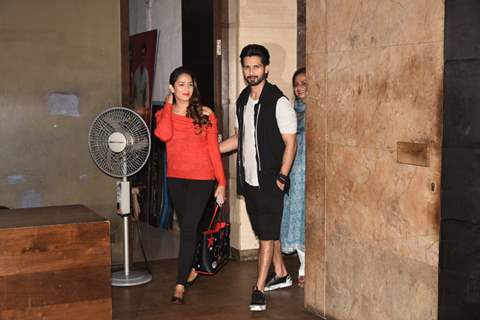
[1, 299, 111, 320]
[0, 267, 111, 309]
[0, 223, 110, 276]
[0, 205, 112, 319]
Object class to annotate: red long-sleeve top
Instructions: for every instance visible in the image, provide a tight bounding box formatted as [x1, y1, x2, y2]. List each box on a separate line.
[154, 102, 226, 186]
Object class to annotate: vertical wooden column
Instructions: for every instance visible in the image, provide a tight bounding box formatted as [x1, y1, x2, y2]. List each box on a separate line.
[120, 0, 130, 106]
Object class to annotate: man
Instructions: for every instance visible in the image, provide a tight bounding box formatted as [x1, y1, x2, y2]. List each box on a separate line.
[220, 44, 297, 311]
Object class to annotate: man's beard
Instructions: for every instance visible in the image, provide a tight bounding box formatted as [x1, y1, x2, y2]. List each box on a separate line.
[245, 72, 267, 86]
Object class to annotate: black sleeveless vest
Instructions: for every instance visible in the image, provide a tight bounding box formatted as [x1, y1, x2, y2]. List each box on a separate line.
[235, 81, 287, 195]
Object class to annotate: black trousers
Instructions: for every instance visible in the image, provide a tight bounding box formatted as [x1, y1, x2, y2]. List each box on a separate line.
[167, 178, 214, 285]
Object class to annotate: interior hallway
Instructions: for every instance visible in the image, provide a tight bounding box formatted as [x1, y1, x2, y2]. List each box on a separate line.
[113, 256, 318, 320]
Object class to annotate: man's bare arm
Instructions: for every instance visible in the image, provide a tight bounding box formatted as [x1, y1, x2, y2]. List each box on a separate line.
[277, 133, 297, 190]
[219, 130, 239, 154]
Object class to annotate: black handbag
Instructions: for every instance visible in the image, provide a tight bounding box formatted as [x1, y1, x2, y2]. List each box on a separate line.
[194, 204, 230, 275]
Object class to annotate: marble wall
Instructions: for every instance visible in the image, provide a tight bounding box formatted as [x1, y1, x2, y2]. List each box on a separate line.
[305, 1, 444, 318]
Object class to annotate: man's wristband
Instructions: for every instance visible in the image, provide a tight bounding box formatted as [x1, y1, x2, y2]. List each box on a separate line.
[277, 173, 290, 193]
[277, 173, 289, 184]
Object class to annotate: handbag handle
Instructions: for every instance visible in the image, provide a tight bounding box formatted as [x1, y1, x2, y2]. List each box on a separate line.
[208, 204, 222, 230]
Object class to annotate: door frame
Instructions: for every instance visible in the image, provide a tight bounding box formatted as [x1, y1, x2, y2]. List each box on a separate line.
[213, 0, 230, 219]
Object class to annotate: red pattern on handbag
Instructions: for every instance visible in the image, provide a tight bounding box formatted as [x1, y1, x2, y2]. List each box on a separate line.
[194, 204, 230, 275]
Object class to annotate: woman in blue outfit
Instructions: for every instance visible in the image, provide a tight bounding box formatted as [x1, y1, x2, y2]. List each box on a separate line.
[281, 67, 307, 286]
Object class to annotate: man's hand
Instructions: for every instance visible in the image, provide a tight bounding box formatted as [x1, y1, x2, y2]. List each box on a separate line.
[276, 179, 285, 191]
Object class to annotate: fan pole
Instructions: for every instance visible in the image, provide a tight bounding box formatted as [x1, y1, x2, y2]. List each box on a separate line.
[122, 169, 130, 277]
[123, 213, 130, 276]
[111, 176, 153, 287]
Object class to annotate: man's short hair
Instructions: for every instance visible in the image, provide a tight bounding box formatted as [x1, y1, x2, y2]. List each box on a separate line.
[240, 44, 270, 66]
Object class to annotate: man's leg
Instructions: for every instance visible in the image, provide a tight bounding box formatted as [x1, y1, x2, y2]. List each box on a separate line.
[244, 185, 268, 311]
[272, 240, 288, 277]
[256, 240, 274, 291]
[261, 189, 292, 292]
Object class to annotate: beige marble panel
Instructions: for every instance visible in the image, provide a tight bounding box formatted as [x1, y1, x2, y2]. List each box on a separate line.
[305, 1, 443, 318]
[326, 234, 438, 320]
[228, 0, 297, 253]
[305, 135, 326, 313]
[238, 29, 297, 98]
[306, 0, 327, 54]
[239, 0, 297, 29]
[326, 144, 440, 266]
[237, 1, 297, 97]
[326, 43, 443, 151]
[326, 0, 444, 53]
[305, 51, 327, 315]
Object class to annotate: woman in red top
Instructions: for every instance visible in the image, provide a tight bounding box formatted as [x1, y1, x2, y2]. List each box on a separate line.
[155, 67, 226, 304]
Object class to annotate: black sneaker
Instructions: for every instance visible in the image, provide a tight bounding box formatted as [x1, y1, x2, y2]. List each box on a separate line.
[249, 287, 266, 311]
[264, 272, 293, 291]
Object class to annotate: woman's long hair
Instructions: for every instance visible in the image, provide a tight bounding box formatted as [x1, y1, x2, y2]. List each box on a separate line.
[169, 67, 210, 130]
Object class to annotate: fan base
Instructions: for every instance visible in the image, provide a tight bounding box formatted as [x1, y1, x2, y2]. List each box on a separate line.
[111, 270, 152, 287]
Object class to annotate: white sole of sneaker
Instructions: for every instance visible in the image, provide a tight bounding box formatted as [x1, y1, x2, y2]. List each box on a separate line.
[249, 305, 267, 311]
[264, 279, 293, 292]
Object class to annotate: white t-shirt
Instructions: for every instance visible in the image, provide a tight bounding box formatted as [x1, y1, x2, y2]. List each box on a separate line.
[235, 96, 296, 186]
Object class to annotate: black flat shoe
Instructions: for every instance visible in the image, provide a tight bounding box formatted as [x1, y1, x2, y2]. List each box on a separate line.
[171, 295, 185, 305]
[185, 274, 198, 288]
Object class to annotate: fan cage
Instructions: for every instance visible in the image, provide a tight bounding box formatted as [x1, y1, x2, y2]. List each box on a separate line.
[88, 107, 151, 178]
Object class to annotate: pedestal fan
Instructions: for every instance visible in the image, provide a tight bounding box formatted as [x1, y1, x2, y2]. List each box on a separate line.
[88, 107, 152, 286]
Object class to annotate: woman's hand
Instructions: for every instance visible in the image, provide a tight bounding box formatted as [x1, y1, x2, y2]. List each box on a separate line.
[202, 106, 213, 116]
[214, 185, 226, 206]
[164, 85, 174, 105]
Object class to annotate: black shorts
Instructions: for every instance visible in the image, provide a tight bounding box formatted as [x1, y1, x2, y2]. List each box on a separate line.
[243, 183, 284, 240]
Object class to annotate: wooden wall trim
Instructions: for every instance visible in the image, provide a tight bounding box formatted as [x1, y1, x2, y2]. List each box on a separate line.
[120, 0, 130, 106]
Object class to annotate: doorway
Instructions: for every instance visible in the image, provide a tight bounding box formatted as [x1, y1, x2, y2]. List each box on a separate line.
[181, 0, 229, 230]
[122, 0, 228, 263]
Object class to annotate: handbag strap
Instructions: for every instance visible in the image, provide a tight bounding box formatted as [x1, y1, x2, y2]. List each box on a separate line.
[208, 204, 222, 230]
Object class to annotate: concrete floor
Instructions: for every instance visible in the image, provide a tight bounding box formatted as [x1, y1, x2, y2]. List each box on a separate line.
[113, 256, 319, 320]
